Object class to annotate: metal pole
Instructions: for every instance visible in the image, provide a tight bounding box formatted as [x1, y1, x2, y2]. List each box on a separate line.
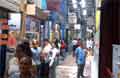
[19, 0, 27, 40]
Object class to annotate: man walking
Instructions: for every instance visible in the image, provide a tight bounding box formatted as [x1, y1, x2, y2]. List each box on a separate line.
[72, 38, 77, 56]
[75, 43, 86, 78]
[40, 39, 52, 78]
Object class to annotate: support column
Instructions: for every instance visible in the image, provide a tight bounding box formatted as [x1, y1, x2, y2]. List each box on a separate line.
[99, 0, 120, 78]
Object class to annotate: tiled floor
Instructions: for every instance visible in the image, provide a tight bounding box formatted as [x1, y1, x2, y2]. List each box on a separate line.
[56, 54, 93, 78]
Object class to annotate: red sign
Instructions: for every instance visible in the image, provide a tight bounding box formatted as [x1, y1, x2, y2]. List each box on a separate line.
[0, 19, 8, 46]
[0, 25, 9, 30]
[47, 0, 61, 11]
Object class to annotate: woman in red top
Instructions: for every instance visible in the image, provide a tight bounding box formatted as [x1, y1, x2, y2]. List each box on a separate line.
[60, 40, 66, 59]
[7, 31, 16, 52]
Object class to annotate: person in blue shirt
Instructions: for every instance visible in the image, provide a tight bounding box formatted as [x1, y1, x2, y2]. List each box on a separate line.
[75, 42, 86, 78]
[31, 39, 42, 78]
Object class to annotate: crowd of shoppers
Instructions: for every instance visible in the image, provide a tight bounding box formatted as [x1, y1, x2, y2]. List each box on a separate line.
[5, 36, 94, 78]
[5, 38, 68, 78]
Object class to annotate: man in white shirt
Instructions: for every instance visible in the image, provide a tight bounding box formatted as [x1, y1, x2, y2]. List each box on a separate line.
[72, 38, 78, 56]
[31, 39, 42, 78]
[40, 39, 52, 78]
[86, 39, 93, 49]
[72, 38, 77, 46]
[42, 39, 52, 54]
[49, 43, 60, 78]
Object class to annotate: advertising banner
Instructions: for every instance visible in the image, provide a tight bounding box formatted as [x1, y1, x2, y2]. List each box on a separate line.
[47, 0, 61, 11]
[26, 4, 36, 15]
[41, 0, 47, 10]
[68, 13, 77, 24]
[8, 13, 21, 31]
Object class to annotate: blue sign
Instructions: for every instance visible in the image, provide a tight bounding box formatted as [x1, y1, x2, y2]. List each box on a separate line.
[41, 0, 47, 10]
[26, 16, 31, 31]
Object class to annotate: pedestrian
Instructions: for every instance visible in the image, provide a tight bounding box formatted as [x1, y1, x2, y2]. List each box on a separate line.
[86, 38, 93, 49]
[7, 31, 16, 52]
[7, 42, 37, 78]
[54, 38, 61, 49]
[60, 40, 66, 59]
[72, 38, 77, 56]
[75, 42, 86, 78]
[83, 48, 92, 78]
[40, 39, 52, 78]
[31, 39, 42, 78]
[49, 43, 60, 78]
[19, 56, 33, 78]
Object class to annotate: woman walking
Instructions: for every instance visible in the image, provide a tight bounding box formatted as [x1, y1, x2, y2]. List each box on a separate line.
[7, 41, 37, 78]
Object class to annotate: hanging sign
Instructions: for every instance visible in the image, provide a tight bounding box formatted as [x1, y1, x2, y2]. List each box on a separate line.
[26, 4, 36, 15]
[47, 0, 61, 11]
[0, 19, 8, 46]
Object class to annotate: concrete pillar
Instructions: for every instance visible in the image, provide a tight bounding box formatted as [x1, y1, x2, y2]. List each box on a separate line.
[99, 0, 120, 78]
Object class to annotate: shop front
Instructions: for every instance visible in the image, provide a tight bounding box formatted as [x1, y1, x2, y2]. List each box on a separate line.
[0, 8, 10, 78]
[25, 7, 49, 45]
[0, 1, 20, 77]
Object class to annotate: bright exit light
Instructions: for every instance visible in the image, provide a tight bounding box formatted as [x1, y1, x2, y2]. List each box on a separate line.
[72, 0, 78, 8]
[83, 10, 87, 15]
[73, 4, 78, 8]
[72, 0, 77, 4]
[80, 0, 86, 8]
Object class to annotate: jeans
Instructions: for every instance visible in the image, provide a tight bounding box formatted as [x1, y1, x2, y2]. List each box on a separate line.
[49, 58, 57, 78]
[40, 62, 49, 78]
[60, 49, 66, 58]
[36, 64, 41, 78]
[77, 64, 85, 78]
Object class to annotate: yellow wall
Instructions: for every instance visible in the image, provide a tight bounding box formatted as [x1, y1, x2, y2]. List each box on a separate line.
[96, 10, 101, 32]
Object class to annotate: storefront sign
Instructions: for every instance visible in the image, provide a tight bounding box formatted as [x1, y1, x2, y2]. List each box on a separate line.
[0, 19, 8, 45]
[36, 8, 49, 20]
[8, 13, 21, 31]
[68, 13, 77, 24]
[26, 4, 36, 15]
[41, 0, 47, 10]
[47, 0, 61, 11]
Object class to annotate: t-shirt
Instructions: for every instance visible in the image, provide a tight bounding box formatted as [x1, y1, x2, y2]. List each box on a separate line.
[86, 40, 93, 48]
[31, 47, 42, 65]
[8, 37, 16, 48]
[42, 44, 52, 54]
[72, 40, 77, 46]
[75, 47, 85, 64]
[49, 48, 60, 67]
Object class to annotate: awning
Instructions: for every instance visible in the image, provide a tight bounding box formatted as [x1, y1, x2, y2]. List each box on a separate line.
[0, 0, 20, 12]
